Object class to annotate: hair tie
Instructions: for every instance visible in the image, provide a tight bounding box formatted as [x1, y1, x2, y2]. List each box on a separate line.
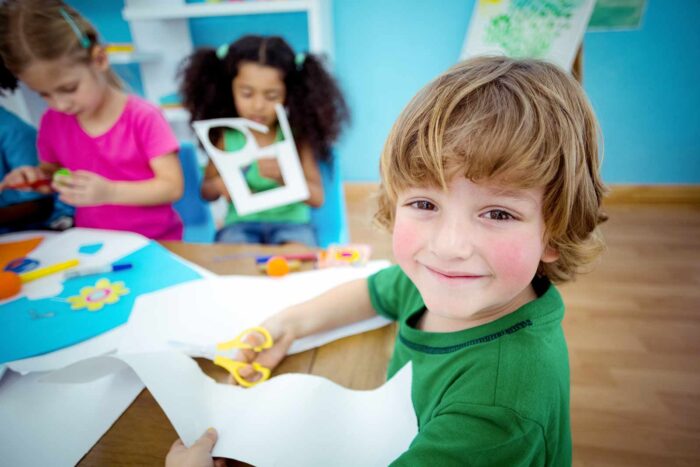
[216, 43, 229, 60]
[58, 7, 90, 49]
[295, 53, 306, 70]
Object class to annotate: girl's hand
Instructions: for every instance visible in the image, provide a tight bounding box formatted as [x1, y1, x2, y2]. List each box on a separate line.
[166, 428, 226, 467]
[214, 176, 232, 202]
[229, 316, 295, 386]
[53, 170, 115, 207]
[0, 166, 52, 194]
[257, 157, 283, 184]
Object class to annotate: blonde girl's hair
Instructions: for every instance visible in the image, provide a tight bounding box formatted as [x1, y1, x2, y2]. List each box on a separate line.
[0, 0, 121, 89]
[376, 56, 607, 283]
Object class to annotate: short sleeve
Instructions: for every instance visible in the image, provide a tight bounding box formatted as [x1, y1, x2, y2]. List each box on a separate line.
[367, 265, 423, 320]
[37, 112, 59, 164]
[133, 101, 179, 160]
[390, 404, 548, 467]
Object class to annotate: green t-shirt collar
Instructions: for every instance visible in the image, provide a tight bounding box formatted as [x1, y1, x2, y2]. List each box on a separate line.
[399, 277, 564, 353]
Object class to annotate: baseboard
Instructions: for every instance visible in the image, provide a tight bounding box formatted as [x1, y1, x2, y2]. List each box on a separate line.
[344, 183, 700, 206]
[605, 185, 700, 205]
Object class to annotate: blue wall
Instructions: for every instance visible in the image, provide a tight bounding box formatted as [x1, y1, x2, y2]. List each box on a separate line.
[69, 0, 700, 184]
[583, 1, 700, 183]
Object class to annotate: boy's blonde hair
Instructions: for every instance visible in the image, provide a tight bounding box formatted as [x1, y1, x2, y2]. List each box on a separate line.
[0, 0, 121, 88]
[376, 56, 606, 283]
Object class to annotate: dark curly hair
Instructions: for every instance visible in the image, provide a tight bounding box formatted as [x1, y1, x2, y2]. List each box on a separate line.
[178, 35, 349, 162]
[0, 54, 18, 96]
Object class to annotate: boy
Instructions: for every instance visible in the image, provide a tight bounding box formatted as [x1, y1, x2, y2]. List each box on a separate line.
[168, 56, 606, 466]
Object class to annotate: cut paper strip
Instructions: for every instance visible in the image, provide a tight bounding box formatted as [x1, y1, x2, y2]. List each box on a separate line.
[78, 242, 104, 255]
[118, 261, 393, 357]
[0, 366, 144, 466]
[6, 326, 125, 375]
[0, 236, 42, 270]
[0, 235, 202, 363]
[46, 352, 417, 466]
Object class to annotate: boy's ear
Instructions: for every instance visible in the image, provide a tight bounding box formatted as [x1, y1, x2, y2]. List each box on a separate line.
[541, 244, 559, 263]
[90, 45, 109, 71]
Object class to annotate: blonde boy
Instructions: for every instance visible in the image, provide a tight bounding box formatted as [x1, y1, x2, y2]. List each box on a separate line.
[169, 56, 606, 466]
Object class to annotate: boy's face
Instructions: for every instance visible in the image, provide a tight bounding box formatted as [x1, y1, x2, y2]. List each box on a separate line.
[392, 177, 558, 331]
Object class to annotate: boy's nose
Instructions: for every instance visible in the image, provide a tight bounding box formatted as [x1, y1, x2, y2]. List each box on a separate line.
[429, 217, 476, 260]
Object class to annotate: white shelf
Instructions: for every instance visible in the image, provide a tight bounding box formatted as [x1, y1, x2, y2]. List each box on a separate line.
[109, 51, 161, 65]
[163, 107, 191, 123]
[123, 0, 313, 20]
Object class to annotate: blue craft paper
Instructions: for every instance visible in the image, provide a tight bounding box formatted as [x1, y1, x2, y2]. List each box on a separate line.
[0, 242, 202, 363]
[78, 242, 104, 255]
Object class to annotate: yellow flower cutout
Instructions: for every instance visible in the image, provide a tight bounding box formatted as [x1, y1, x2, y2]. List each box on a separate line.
[67, 278, 130, 312]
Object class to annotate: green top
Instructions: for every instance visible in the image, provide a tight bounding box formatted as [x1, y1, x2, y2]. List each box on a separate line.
[368, 265, 572, 467]
[223, 127, 310, 225]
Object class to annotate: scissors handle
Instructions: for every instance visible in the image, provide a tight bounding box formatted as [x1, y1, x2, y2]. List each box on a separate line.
[216, 326, 273, 352]
[214, 356, 270, 388]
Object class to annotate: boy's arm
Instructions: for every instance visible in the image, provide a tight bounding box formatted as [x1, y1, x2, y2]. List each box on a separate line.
[269, 278, 376, 339]
[390, 405, 549, 467]
[235, 278, 377, 384]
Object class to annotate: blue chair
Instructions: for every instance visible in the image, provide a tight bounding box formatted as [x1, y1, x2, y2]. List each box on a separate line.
[173, 142, 215, 243]
[311, 155, 349, 248]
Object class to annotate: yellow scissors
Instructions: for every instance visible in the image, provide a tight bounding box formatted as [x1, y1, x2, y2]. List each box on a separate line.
[213, 326, 274, 388]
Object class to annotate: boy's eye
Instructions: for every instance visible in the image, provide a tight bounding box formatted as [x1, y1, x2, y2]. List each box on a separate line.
[483, 209, 514, 221]
[409, 200, 437, 211]
[265, 92, 280, 101]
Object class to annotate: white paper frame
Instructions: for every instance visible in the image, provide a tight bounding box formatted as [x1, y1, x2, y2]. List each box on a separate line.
[192, 104, 309, 216]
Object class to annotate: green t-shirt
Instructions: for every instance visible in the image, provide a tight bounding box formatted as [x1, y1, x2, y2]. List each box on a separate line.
[368, 265, 572, 467]
[222, 128, 310, 225]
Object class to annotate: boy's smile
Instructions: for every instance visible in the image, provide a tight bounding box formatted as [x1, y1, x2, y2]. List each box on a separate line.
[392, 177, 559, 332]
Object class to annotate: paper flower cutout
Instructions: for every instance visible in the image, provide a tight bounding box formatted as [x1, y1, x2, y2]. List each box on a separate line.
[67, 278, 130, 312]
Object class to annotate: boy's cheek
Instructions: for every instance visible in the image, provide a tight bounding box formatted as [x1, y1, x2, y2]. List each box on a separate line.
[391, 219, 420, 262]
[489, 238, 542, 283]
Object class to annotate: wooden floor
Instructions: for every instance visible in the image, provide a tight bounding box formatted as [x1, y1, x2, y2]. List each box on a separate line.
[344, 184, 700, 467]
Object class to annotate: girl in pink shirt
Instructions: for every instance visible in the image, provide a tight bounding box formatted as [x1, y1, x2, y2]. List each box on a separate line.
[0, 0, 184, 240]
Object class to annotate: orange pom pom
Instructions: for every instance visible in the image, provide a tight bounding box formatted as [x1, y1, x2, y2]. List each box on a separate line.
[265, 256, 290, 277]
[0, 271, 21, 300]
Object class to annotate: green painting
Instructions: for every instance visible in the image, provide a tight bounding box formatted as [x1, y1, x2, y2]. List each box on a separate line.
[588, 0, 647, 30]
[461, 0, 595, 70]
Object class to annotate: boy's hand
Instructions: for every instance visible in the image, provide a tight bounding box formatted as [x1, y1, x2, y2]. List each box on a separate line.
[166, 428, 226, 467]
[229, 318, 295, 386]
[0, 166, 52, 194]
[53, 170, 115, 206]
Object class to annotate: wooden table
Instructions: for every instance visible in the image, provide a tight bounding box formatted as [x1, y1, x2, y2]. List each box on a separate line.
[78, 242, 396, 466]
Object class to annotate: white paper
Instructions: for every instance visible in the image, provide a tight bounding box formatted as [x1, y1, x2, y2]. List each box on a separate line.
[47, 352, 417, 466]
[192, 103, 310, 216]
[0, 366, 144, 467]
[118, 261, 393, 357]
[460, 0, 595, 70]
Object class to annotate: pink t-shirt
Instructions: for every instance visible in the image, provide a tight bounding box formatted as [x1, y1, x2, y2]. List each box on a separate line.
[38, 95, 183, 240]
